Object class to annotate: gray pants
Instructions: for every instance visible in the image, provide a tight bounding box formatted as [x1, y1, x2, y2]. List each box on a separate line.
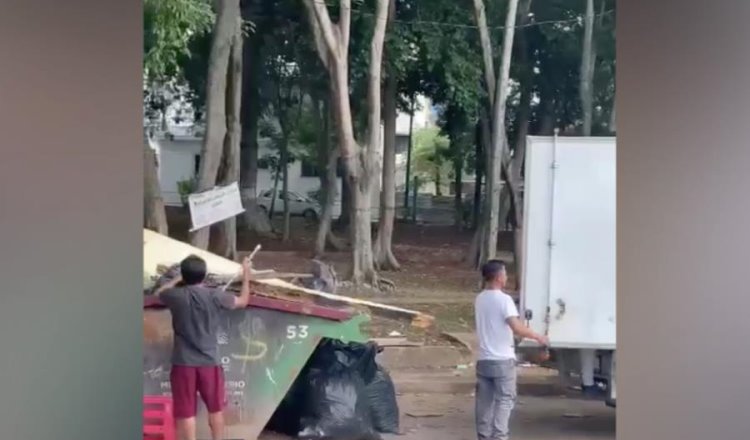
[475, 359, 517, 440]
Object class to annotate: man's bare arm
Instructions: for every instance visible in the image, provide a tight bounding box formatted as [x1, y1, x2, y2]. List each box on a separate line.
[232, 257, 253, 309]
[507, 316, 549, 346]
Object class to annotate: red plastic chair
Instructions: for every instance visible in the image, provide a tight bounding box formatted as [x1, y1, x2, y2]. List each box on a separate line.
[143, 395, 176, 440]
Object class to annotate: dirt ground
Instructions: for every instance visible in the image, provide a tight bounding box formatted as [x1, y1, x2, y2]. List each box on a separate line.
[389, 393, 615, 440]
[259, 393, 615, 440]
[166, 209, 615, 439]
[166, 209, 517, 339]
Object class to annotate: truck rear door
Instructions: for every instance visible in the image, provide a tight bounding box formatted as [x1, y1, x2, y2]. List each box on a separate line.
[520, 136, 616, 349]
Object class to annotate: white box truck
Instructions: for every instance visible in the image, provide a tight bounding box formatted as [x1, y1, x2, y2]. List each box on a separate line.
[519, 135, 616, 407]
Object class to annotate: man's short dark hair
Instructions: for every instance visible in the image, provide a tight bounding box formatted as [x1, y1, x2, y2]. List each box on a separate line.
[481, 259, 506, 282]
[180, 255, 207, 285]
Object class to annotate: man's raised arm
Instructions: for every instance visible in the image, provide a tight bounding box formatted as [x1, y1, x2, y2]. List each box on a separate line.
[231, 257, 253, 309]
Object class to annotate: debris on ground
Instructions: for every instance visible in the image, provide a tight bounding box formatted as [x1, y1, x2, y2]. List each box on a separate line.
[406, 411, 445, 418]
[371, 337, 423, 347]
[562, 413, 591, 419]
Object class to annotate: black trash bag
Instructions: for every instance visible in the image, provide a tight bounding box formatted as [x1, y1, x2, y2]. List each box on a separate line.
[265, 371, 307, 435]
[365, 366, 400, 434]
[307, 340, 378, 383]
[298, 366, 380, 440]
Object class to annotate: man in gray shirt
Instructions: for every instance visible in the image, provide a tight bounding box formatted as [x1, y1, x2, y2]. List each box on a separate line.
[154, 255, 253, 440]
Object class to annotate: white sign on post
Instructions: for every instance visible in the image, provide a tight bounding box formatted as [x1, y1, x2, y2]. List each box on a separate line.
[187, 182, 245, 231]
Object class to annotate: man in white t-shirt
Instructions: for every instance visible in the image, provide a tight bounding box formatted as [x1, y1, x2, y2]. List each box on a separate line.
[475, 260, 548, 440]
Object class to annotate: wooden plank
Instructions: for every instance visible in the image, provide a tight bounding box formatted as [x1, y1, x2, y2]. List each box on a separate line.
[143, 229, 435, 328]
[370, 337, 423, 347]
[144, 294, 355, 322]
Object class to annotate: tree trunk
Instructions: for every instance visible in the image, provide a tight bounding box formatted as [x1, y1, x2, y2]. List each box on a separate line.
[281, 137, 291, 242]
[539, 94, 556, 135]
[353, 0, 388, 285]
[143, 133, 169, 235]
[434, 163, 442, 196]
[508, 0, 533, 216]
[190, 0, 238, 249]
[402, 96, 415, 219]
[239, 30, 273, 237]
[304, 0, 390, 288]
[580, 0, 595, 136]
[452, 137, 463, 230]
[338, 170, 352, 229]
[466, 108, 493, 267]
[481, 0, 520, 264]
[269, 164, 280, 221]
[274, 65, 296, 244]
[472, 119, 483, 230]
[213, 29, 243, 260]
[314, 96, 346, 256]
[472, 0, 496, 101]
[315, 144, 346, 256]
[373, 0, 401, 271]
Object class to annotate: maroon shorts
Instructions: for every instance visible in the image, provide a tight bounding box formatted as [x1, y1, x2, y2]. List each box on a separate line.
[169, 365, 226, 419]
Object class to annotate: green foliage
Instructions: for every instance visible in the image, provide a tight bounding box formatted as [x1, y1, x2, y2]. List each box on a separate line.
[412, 0, 484, 117]
[412, 126, 451, 184]
[177, 30, 212, 115]
[177, 176, 198, 206]
[143, 0, 214, 81]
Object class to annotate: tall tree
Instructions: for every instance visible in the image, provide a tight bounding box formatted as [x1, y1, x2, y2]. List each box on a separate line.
[499, 0, 533, 235]
[143, 0, 214, 235]
[302, 0, 391, 287]
[374, 0, 400, 270]
[213, 28, 243, 258]
[313, 93, 347, 256]
[237, 0, 274, 237]
[190, 0, 242, 250]
[267, 50, 302, 242]
[580, 0, 595, 136]
[471, 0, 521, 267]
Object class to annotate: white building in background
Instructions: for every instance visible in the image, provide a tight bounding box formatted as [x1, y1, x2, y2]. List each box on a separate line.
[149, 94, 437, 217]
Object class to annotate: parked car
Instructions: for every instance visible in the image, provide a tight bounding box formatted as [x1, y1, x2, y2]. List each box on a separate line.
[257, 189, 321, 220]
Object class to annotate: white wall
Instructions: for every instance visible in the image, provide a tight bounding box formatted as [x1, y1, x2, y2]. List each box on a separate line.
[152, 94, 437, 218]
[152, 136, 344, 217]
[153, 137, 202, 206]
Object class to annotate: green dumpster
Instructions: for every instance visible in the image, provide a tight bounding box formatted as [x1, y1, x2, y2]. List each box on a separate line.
[143, 294, 368, 440]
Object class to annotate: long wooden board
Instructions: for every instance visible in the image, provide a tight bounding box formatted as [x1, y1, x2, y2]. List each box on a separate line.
[143, 229, 434, 328]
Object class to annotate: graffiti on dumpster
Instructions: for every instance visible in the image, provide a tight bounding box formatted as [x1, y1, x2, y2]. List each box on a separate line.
[230, 334, 268, 374]
[143, 305, 341, 440]
[144, 365, 165, 380]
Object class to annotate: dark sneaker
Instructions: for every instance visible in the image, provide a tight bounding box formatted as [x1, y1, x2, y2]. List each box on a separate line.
[581, 385, 606, 398]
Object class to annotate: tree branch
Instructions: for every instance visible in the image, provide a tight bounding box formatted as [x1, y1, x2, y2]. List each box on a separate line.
[365, 0, 389, 177]
[310, 0, 341, 60]
[340, 0, 352, 54]
[472, 0, 496, 106]
[302, 0, 331, 69]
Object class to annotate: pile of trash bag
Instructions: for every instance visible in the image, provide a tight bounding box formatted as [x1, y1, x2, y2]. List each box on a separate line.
[266, 339, 400, 439]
